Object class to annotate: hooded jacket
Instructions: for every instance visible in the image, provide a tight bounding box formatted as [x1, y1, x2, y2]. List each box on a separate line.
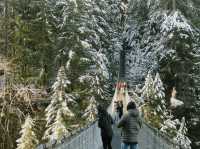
[117, 109, 142, 143]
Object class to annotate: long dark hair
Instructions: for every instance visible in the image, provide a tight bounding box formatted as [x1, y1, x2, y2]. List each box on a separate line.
[97, 105, 106, 114]
[97, 105, 108, 118]
[97, 105, 113, 127]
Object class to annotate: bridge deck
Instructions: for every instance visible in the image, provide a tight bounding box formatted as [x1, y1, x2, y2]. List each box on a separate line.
[101, 123, 180, 149]
[38, 119, 182, 149]
[111, 126, 121, 149]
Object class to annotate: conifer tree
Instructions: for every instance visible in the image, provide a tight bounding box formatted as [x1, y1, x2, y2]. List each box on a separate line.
[154, 73, 165, 99]
[9, 0, 54, 81]
[52, 66, 71, 92]
[79, 72, 104, 100]
[141, 72, 156, 126]
[153, 73, 167, 119]
[16, 115, 38, 149]
[124, 1, 200, 145]
[44, 66, 74, 140]
[47, 110, 70, 141]
[174, 117, 191, 149]
[82, 96, 98, 122]
[141, 72, 155, 101]
[160, 115, 180, 135]
[142, 72, 168, 127]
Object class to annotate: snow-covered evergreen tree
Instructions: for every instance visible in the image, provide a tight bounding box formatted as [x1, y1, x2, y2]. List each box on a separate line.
[174, 117, 191, 149]
[82, 96, 97, 122]
[153, 73, 167, 119]
[123, 1, 200, 146]
[124, 0, 200, 102]
[141, 72, 168, 127]
[141, 72, 155, 101]
[52, 66, 71, 91]
[46, 109, 70, 142]
[160, 115, 180, 135]
[141, 72, 157, 126]
[44, 66, 75, 140]
[47, 0, 111, 99]
[131, 90, 143, 105]
[16, 115, 38, 149]
[79, 72, 105, 100]
[154, 73, 165, 99]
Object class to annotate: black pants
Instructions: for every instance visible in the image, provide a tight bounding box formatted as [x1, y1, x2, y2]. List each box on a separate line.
[101, 135, 112, 149]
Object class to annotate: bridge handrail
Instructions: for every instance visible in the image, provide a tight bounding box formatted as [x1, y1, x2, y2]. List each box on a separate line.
[37, 120, 100, 149]
[141, 119, 185, 149]
[37, 115, 185, 149]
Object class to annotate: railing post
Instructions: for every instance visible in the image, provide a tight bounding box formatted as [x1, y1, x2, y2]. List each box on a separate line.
[79, 134, 81, 149]
[81, 132, 84, 149]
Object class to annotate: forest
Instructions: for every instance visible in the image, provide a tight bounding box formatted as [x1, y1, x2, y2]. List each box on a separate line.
[0, 0, 200, 149]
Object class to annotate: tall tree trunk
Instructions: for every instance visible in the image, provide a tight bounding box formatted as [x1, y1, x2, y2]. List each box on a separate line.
[4, 0, 8, 55]
[119, 49, 126, 80]
[118, 0, 129, 81]
[172, 0, 176, 12]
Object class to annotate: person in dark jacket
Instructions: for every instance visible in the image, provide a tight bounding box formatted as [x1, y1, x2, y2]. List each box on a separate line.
[97, 105, 113, 149]
[117, 101, 142, 149]
[118, 100, 123, 119]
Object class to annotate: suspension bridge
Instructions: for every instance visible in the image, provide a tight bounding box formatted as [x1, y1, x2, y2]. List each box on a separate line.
[36, 27, 185, 149]
[37, 84, 183, 149]
[0, 49, 184, 149]
[37, 119, 182, 149]
[0, 45, 185, 149]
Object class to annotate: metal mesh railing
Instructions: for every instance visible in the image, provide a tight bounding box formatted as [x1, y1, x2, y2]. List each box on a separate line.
[37, 121, 102, 149]
[138, 122, 181, 149]
[38, 120, 182, 149]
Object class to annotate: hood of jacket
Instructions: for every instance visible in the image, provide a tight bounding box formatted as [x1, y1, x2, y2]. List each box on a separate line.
[128, 109, 139, 117]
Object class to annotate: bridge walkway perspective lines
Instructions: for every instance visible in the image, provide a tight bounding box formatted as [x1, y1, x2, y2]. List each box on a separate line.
[38, 119, 183, 149]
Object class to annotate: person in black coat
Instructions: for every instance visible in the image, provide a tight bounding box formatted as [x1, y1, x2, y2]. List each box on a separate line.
[116, 101, 123, 119]
[97, 105, 113, 149]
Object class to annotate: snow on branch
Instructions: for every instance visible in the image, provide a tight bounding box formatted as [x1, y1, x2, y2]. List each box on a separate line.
[16, 115, 38, 149]
[161, 11, 193, 35]
[141, 72, 155, 101]
[174, 117, 191, 149]
[44, 66, 75, 141]
[82, 96, 97, 122]
[79, 73, 104, 99]
[45, 110, 70, 142]
[160, 116, 180, 134]
[52, 66, 70, 91]
[153, 73, 165, 99]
